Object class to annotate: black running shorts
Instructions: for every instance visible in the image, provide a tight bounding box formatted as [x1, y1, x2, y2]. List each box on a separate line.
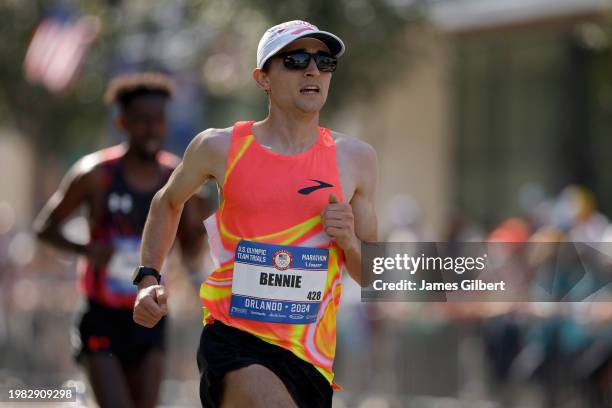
[73, 299, 166, 367]
[197, 321, 333, 408]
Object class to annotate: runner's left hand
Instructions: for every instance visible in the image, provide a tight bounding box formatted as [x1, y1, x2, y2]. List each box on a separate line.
[321, 193, 358, 251]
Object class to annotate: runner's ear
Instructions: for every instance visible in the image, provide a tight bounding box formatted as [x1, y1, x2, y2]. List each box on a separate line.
[253, 68, 270, 93]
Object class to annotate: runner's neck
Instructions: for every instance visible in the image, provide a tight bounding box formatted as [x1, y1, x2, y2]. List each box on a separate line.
[121, 146, 164, 192]
[253, 112, 320, 155]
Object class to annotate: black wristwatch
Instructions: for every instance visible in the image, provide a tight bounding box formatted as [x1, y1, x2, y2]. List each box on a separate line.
[132, 266, 161, 285]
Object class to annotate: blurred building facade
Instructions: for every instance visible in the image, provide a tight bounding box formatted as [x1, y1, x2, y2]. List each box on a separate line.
[344, 0, 612, 236]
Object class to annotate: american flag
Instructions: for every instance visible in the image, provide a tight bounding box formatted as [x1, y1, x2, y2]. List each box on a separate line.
[23, 15, 100, 93]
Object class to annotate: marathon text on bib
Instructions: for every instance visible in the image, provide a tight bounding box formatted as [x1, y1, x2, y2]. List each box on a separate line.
[230, 240, 329, 324]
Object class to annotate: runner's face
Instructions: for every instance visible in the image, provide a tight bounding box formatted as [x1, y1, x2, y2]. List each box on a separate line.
[266, 38, 333, 114]
[120, 95, 167, 160]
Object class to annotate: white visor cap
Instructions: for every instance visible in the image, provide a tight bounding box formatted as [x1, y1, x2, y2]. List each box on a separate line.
[256, 20, 345, 69]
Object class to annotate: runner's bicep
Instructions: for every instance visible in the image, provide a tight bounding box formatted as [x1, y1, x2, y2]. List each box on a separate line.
[351, 193, 377, 242]
[351, 145, 378, 242]
[162, 163, 203, 208]
[163, 135, 213, 208]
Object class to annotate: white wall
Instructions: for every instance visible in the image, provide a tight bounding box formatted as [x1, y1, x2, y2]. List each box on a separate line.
[0, 128, 35, 230]
[335, 26, 453, 238]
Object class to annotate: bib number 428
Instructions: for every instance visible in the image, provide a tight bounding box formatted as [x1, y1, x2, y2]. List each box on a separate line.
[306, 291, 321, 301]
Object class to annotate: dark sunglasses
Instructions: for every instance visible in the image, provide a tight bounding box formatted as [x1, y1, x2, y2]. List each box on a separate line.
[275, 51, 338, 73]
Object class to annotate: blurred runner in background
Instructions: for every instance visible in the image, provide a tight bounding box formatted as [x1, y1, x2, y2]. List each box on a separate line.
[34, 72, 206, 408]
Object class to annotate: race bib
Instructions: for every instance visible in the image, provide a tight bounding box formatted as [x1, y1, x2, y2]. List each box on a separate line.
[230, 240, 329, 324]
[106, 237, 140, 295]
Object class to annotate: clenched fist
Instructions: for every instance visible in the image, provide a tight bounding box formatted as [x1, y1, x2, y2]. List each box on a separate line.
[133, 283, 168, 328]
[321, 193, 358, 251]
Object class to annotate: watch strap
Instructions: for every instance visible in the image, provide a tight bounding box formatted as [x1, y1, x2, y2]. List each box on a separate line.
[132, 266, 161, 285]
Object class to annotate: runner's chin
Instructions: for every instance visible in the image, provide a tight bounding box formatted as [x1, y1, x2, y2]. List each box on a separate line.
[296, 93, 327, 113]
[137, 146, 160, 161]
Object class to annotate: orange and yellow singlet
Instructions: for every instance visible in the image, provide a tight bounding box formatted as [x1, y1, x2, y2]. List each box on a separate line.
[201, 121, 344, 387]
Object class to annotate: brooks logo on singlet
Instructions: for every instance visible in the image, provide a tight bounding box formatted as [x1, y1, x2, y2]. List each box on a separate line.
[298, 179, 334, 195]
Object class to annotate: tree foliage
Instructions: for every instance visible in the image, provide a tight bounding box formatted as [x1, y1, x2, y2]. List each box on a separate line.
[0, 0, 423, 160]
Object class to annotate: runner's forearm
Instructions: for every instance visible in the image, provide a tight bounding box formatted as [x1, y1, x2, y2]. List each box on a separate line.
[36, 222, 89, 255]
[343, 237, 363, 286]
[140, 190, 184, 271]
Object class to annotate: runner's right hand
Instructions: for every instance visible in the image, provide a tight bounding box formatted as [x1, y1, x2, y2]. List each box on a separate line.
[133, 283, 168, 328]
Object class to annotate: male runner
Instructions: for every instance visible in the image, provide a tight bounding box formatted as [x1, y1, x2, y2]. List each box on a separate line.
[133, 20, 378, 407]
[34, 72, 205, 408]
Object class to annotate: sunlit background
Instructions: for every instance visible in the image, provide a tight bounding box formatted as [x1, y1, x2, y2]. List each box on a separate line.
[1, 0, 611, 407]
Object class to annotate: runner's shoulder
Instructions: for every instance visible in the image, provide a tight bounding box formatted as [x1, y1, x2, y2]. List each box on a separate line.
[69, 145, 125, 187]
[189, 126, 232, 159]
[157, 150, 181, 170]
[330, 131, 377, 165]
